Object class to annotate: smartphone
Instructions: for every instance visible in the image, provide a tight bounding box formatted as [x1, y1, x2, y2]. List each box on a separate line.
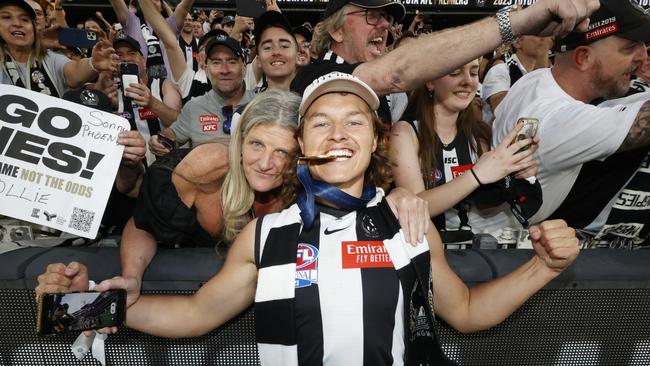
[510, 117, 538, 153]
[119, 62, 139, 99]
[36, 290, 126, 336]
[157, 132, 176, 151]
[58, 28, 99, 49]
[236, 0, 266, 18]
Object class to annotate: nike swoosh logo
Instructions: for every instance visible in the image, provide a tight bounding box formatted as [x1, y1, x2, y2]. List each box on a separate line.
[324, 226, 349, 235]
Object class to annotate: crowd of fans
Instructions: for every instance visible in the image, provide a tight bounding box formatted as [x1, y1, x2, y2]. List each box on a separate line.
[4, 0, 645, 248]
[4, 0, 650, 362]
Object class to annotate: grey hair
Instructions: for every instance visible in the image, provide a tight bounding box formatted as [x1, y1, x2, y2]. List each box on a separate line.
[311, 6, 348, 58]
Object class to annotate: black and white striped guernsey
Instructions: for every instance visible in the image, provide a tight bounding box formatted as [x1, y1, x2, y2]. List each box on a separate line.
[254, 189, 453, 366]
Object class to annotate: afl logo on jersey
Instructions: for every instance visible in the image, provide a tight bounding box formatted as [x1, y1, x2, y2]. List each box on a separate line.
[296, 243, 319, 288]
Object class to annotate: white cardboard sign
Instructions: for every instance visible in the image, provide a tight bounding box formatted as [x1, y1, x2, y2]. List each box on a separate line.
[0, 85, 129, 239]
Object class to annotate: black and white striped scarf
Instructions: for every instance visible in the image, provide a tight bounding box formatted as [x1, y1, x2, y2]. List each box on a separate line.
[254, 189, 454, 365]
[592, 151, 650, 248]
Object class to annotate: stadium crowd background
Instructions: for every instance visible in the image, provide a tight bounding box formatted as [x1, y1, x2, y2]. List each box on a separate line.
[2, 0, 650, 363]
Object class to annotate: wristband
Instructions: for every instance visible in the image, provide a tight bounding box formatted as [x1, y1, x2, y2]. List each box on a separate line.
[470, 168, 483, 186]
[86, 57, 99, 73]
[88, 280, 96, 291]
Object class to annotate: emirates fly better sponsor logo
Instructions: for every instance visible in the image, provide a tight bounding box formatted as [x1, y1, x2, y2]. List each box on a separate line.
[342, 241, 393, 268]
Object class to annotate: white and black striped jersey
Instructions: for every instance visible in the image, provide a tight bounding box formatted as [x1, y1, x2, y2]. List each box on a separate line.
[255, 200, 407, 365]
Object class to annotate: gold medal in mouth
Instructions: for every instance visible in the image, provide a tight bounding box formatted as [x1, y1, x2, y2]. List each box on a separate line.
[298, 149, 353, 163]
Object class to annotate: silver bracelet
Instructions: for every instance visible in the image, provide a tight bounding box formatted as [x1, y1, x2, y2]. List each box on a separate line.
[496, 5, 517, 47]
[86, 57, 99, 73]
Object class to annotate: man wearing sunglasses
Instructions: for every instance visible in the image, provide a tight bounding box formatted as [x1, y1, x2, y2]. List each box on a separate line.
[292, 0, 599, 122]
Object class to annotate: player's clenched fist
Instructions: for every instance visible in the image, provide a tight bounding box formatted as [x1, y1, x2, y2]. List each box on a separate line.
[529, 219, 580, 273]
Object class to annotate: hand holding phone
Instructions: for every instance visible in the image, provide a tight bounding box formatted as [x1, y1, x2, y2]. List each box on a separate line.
[119, 62, 140, 99]
[157, 132, 176, 151]
[510, 117, 538, 154]
[37, 290, 126, 336]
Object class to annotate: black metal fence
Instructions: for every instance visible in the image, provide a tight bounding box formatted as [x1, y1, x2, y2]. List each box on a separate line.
[2, 247, 649, 365]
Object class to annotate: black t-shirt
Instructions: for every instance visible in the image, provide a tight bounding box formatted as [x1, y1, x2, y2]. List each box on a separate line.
[291, 51, 392, 124]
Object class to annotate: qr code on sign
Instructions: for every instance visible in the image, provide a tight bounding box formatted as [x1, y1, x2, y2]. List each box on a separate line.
[69, 207, 95, 233]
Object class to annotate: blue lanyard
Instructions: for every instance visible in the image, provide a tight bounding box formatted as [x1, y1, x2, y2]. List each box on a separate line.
[296, 164, 376, 228]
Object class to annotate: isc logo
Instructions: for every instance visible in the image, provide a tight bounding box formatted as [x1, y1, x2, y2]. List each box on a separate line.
[444, 157, 457, 164]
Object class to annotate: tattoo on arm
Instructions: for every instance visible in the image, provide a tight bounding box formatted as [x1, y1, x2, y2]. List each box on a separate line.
[618, 100, 650, 153]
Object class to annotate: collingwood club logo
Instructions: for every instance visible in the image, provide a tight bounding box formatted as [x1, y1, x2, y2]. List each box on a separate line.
[359, 214, 380, 238]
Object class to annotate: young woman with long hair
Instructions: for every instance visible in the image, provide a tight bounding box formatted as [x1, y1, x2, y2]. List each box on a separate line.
[390, 59, 538, 237]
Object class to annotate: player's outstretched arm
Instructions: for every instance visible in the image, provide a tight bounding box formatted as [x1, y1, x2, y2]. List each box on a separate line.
[430, 219, 579, 333]
[96, 219, 259, 338]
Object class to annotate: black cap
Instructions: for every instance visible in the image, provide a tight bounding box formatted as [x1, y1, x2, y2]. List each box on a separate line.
[62, 87, 113, 113]
[113, 34, 143, 55]
[199, 29, 229, 49]
[323, 0, 405, 23]
[254, 11, 294, 47]
[205, 34, 245, 61]
[292, 25, 312, 43]
[556, 0, 650, 52]
[221, 15, 235, 26]
[2, 0, 37, 20]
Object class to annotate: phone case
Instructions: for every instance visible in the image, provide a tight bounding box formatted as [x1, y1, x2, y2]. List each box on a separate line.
[120, 63, 140, 98]
[511, 117, 539, 153]
[236, 0, 266, 18]
[36, 290, 126, 336]
[58, 28, 99, 49]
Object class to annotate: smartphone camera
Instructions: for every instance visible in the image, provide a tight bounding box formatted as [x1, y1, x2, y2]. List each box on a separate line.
[119, 62, 139, 99]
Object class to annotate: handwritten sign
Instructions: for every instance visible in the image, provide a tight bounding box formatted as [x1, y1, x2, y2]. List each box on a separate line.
[0, 85, 129, 239]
